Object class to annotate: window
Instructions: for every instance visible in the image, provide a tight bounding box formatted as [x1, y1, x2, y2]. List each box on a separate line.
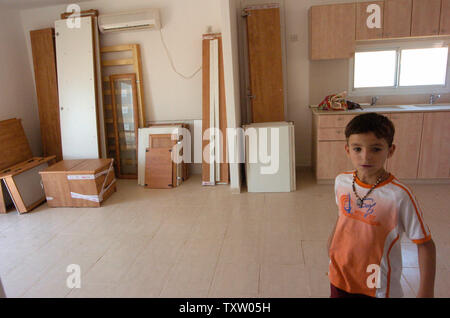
[350, 40, 450, 95]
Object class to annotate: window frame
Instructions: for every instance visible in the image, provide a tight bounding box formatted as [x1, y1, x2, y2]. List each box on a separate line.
[348, 38, 450, 97]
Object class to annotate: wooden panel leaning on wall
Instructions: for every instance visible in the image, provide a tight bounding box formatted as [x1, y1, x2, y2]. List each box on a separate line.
[30, 28, 63, 162]
[245, 4, 285, 122]
[202, 33, 229, 185]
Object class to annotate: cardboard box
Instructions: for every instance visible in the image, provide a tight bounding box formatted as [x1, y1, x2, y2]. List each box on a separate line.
[39, 159, 116, 207]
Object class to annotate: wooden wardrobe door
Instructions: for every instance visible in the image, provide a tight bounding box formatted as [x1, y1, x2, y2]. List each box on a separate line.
[245, 5, 284, 123]
[30, 28, 62, 161]
[145, 147, 173, 189]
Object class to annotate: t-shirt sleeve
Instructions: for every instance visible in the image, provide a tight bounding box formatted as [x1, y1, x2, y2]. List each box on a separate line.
[399, 190, 431, 244]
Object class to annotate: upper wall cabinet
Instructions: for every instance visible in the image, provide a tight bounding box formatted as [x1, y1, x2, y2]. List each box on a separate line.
[383, 0, 412, 38]
[357, 1, 384, 40]
[411, 0, 441, 36]
[441, 0, 450, 35]
[309, 3, 356, 60]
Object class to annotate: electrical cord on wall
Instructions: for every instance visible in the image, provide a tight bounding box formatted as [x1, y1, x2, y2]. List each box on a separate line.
[159, 29, 202, 80]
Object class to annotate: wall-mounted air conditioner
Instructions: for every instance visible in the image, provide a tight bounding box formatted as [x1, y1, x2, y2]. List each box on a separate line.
[98, 9, 161, 33]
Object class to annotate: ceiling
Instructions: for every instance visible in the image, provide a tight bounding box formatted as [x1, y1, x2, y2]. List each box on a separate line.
[0, 0, 93, 9]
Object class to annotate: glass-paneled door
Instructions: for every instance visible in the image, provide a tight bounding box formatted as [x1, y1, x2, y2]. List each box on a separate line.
[110, 74, 139, 178]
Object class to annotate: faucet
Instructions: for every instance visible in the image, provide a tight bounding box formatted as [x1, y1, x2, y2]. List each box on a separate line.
[371, 96, 379, 106]
[430, 94, 441, 104]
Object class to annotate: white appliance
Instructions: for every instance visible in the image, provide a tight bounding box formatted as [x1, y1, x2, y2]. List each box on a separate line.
[244, 122, 296, 192]
[98, 9, 161, 33]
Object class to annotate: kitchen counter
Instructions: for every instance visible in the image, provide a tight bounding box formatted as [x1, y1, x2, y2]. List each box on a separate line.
[310, 103, 450, 115]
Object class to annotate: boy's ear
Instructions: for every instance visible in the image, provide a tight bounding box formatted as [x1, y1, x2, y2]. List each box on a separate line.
[344, 143, 350, 156]
[387, 144, 396, 158]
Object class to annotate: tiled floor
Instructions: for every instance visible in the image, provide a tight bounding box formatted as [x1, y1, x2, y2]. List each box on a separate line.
[0, 168, 449, 298]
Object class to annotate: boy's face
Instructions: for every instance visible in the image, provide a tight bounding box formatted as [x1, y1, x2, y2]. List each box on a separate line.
[345, 132, 395, 176]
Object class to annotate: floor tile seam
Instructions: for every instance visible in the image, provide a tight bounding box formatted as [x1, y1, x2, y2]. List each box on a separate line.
[16, 249, 73, 297]
[206, 217, 230, 298]
[113, 232, 162, 285]
[157, 240, 192, 297]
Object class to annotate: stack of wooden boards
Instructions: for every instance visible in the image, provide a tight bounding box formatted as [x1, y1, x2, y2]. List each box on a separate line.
[201, 33, 229, 186]
[39, 159, 116, 207]
[0, 118, 55, 214]
[137, 124, 189, 189]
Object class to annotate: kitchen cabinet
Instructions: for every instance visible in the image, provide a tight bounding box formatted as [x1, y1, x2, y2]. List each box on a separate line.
[356, 1, 384, 40]
[440, 0, 450, 35]
[312, 114, 355, 180]
[312, 110, 450, 182]
[385, 113, 423, 179]
[309, 3, 356, 60]
[383, 0, 412, 38]
[411, 0, 441, 36]
[418, 112, 450, 179]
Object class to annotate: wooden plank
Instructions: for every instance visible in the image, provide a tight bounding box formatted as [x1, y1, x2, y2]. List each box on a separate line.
[411, 0, 441, 36]
[4, 177, 28, 213]
[102, 58, 134, 66]
[60, 9, 98, 20]
[101, 44, 135, 53]
[218, 38, 229, 183]
[0, 119, 33, 170]
[202, 37, 211, 184]
[201, 35, 229, 185]
[246, 7, 284, 122]
[30, 28, 63, 162]
[0, 181, 8, 213]
[145, 147, 173, 189]
[0, 156, 55, 179]
[133, 44, 146, 128]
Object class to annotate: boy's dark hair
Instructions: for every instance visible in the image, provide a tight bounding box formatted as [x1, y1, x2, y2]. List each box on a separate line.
[345, 113, 395, 146]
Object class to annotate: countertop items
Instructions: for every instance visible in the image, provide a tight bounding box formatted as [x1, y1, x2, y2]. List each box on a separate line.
[310, 103, 450, 115]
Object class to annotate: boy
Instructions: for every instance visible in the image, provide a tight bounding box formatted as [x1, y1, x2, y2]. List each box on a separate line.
[327, 113, 436, 298]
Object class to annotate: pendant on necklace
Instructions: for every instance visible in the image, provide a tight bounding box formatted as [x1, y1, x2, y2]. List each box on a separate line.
[357, 198, 364, 208]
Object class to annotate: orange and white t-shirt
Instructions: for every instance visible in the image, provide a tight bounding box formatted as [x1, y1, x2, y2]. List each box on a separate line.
[329, 171, 431, 298]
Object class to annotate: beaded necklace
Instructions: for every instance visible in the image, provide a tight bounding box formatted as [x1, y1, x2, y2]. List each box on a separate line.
[352, 171, 388, 208]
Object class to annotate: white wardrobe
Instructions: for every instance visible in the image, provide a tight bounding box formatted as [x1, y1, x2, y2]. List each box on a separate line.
[55, 16, 106, 159]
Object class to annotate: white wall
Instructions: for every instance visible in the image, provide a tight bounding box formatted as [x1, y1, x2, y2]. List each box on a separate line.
[0, 7, 42, 156]
[20, 0, 222, 123]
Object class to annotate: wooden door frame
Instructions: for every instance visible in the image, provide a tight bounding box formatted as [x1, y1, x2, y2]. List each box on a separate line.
[109, 73, 139, 179]
[237, 0, 288, 124]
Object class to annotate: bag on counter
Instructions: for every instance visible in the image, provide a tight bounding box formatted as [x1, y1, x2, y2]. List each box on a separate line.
[318, 91, 362, 111]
